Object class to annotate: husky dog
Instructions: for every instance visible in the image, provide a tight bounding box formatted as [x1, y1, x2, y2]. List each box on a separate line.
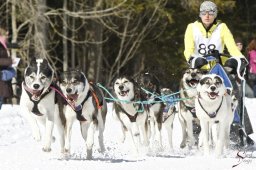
[59, 70, 107, 159]
[178, 68, 203, 148]
[112, 75, 149, 153]
[195, 74, 233, 157]
[136, 72, 164, 148]
[161, 88, 178, 150]
[20, 58, 65, 153]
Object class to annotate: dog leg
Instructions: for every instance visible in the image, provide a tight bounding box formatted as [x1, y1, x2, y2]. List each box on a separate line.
[98, 127, 105, 153]
[22, 110, 41, 141]
[138, 122, 149, 147]
[187, 119, 195, 149]
[85, 122, 96, 159]
[64, 120, 75, 156]
[80, 122, 89, 140]
[224, 124, 231, 150]
[149, 118, 156, 147]
[130, 122, 140, 153]
[137, 114, 149, 147]
[42, 118, 54, 152]
[56, 125, 65, 154]
[201, 121, 210, 156]
[215, 123, 225, 158]
[54, 113, 65, 155]
[178, 115, 187, 148]
[164, 113, 175, 150]
[96, 110, 106, 153]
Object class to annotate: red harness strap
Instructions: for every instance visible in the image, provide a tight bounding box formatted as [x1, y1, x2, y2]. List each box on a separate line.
[91, 90, 102, 110]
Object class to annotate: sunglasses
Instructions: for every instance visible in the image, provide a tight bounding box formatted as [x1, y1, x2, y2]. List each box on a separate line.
[200, 10, 215, 16]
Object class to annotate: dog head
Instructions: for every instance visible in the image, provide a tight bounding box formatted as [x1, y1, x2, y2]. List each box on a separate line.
[113, 76, 136, 101]
[136, 72, 161, 98]
[59, 70, 89, 102]
[182, 68, 203, 88]
[197, 74, 226, 100]
[24, 58, 54, 100]
[161, 88, 172, 96]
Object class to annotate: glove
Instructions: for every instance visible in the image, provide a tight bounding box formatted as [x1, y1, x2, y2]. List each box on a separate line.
[188, 56, 208, 69]
[224, 57, 248, 75]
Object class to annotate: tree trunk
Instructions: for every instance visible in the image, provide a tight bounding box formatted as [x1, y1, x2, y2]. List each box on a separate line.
[71, 0, 76, 68]
[10, 0, 18, 104]
[63, 0, 68, 71]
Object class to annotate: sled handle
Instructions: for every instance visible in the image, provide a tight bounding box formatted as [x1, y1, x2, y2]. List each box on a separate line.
[202, 50, 232, 65]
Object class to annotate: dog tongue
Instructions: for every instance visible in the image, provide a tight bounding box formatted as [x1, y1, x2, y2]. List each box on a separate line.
[210, 92, 218, 97]
[67, 94, 78, 101]
[32, 89, 43, 98]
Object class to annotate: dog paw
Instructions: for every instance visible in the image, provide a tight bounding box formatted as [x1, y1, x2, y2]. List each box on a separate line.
[99, 146, 106, 153]
[86, 149, 93, 160]
[180, 143, 186, 149]
[42, 147, 51, 152]
[61, 149, 71, 159]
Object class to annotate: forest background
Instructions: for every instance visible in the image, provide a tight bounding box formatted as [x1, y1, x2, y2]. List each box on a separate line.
[0, 0, 255, 98]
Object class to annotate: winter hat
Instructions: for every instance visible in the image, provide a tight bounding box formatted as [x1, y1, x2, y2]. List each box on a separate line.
[199, 1, 218, 18]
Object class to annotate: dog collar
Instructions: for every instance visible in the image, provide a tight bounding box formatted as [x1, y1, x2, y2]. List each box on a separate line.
[197, 96, 223, 118]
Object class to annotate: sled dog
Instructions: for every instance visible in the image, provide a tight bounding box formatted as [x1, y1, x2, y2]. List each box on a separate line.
[20, 58, 65, 153]
[59, 70, 107, 159]
[195, 74, 234, 157]
[136, 72, 164, 148]
[178, 68, 203, 148]
[112, 75, 149, 153]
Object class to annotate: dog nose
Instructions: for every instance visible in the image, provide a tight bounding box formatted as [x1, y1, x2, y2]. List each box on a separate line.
[210, 86, 216, 91]
[119, 85, 124, 90]
[66, 88, 72, 93]
[33, 84, 40, 89]
[191, 73, 196, 77]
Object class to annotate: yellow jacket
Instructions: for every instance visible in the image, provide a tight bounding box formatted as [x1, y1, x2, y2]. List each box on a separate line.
[184, 20, 243, 62]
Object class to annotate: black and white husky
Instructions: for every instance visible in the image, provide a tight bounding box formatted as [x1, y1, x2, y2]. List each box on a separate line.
[195, 74, 234, 157]
[112, 75, 149, 153]
[59, 70, 107, 159]
[178, 68, 203, 149]
[20, 58, 65, 153]
[136, 72, 164, 149]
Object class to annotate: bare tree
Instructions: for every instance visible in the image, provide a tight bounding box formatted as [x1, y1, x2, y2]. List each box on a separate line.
[3, 0, 168, 86]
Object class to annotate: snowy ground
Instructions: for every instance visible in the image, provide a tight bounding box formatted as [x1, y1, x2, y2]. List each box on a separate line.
[1, 98, 256, 170]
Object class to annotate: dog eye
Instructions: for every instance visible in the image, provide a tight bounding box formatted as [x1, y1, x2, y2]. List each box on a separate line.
[205, 81, 211, 85]
[215, 82, 221, 86]
[72, 80, 78, 84]
[123, 81, 128, 84]
[41, 76, 46, 80]
[61, 81, 67, 85]
[115, 82, 119, 85]
[29, 75, 34, 79]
